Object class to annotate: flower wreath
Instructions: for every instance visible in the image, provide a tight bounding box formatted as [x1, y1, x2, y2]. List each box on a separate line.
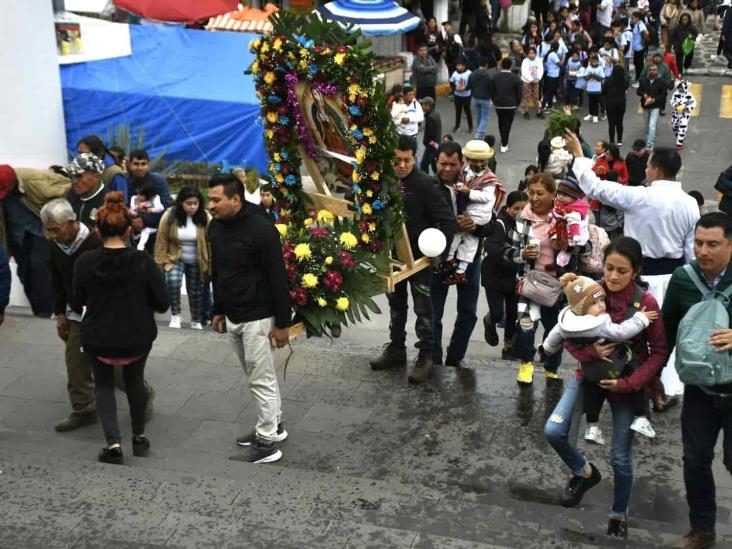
[249, 12, 406, 336]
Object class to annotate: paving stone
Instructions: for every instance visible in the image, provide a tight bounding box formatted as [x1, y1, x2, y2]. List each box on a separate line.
[176, 388, 248, 422]
[0, 525, 80, 549]
[296, 403, 372, 435]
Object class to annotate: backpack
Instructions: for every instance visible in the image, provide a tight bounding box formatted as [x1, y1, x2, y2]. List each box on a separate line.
[675, 264, 732, 386]
[579, 224, 611, 276]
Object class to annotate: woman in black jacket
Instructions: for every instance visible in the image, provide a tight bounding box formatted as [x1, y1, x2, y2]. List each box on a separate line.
[481, 190, 528, 359]
[603, 65, 630, 145]
[671, 13, 699, 74]
[73, 192, 169, 465]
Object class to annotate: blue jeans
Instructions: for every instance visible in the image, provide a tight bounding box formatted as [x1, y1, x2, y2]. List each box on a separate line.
[545, 378, 637, 516]
[431, 255, 481, 364]
[491, 0, 500, 28]
[473, 98, 492, 139]
[681, 385, 732, 531]
[513, 304, 563, 373]
[644, 108, 660, 147]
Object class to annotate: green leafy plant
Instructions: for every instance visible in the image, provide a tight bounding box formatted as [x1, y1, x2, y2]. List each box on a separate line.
[546, 109, 580, 138]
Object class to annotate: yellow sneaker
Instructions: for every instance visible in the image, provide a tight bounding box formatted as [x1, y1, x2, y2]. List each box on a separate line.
[544, 371, 560, 380]
[517, 361, 534, 384]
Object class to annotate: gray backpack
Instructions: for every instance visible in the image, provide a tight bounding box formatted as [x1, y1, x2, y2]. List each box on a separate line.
[675, 264, 732, 386]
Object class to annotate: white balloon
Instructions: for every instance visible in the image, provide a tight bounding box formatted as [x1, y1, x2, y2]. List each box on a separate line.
[417, 228, 447, 258]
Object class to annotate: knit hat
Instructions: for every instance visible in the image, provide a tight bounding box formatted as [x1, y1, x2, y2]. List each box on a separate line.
[66, 153, 104, 176]
[556, 177, 584, 200]
[462, 139, 494, 160]
[560, 273, 606, 315]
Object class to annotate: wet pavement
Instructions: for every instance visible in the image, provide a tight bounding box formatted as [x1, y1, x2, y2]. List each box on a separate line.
[2, 310, 732, 548]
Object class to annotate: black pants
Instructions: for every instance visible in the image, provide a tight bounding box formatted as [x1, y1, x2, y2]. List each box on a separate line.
[542, 76, 561, 110]
[676, 50, 695, 74]
[420, 145, 438, 174]
[388, 268, 434, 351]
[606, 103, 626, 143]
[10, 232, 54, 317]
[91, 355, 149, 445]
[584, 383, 645, 423]
[484, 287, 518, 343]
[496, 108, 516, 146]
[416, 86, 436, 101]
[454, 95, 473, 130]
[633, 49, 646, 81]
[588, 93, 601, 116]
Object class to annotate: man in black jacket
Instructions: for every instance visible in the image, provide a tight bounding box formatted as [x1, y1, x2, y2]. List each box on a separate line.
[208, 173, 291, 463]
[126, 149, 173, 253]
[41, 198, 102, 431]
[468, 57, 495, 140]
[492, 58, 523, 153]
[66, 153, 107, 229]
[637, 64, 667, 150]
[370, 135, 456, 383]
[419, 97, 442, 175]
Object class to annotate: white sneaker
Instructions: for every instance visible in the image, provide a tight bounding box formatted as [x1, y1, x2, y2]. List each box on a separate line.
[617, 142, 623, 146]
[190, 322, 203, 330]
[584, 425, 606, 445]
[592, 116, 599, 123]
[500, 145, 509, 153]
[583, 114, 592, 121]
[711, 54, 717, 60]
[630, 416, 656, 438]
[168, 315, 181, 329]
[632, 81, 640, 88]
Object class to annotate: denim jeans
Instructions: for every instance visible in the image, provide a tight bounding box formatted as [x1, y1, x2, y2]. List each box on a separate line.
[491, 0, 501, 28]
[473, 98, 492, 139]
[545, 377, 637, 516]
[681, 385, 732, 531]
[431, 255, 480, 364]
[388, 267, 435, 351]
[644, 108, 660, 148]
[513, 304, 563, 373]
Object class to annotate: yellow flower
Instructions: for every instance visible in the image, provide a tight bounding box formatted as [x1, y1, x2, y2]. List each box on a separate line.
[322, 47, 331, 55]
[316, 209, 335, 224]
[317, 297, 327, 307]
[266, 111, 278, 124]
[304, 218, 314, 227]
[362, 128, 373, 136]
[336, 297, 350, 311]
[250, 60, 260, 74]
[274, 224, 287, 237]
[287, 51, 296, 61]
[294, 243, 312, 261]
[260, 41, 270, 54]
[265, 129, 274, 140]
[334, 52, 346, 65]
[370, 171, 380, 180]
[273, 38, 283, 51]
[349, 84, 360, 96]
[263, 72, 276, 85]
[300, 48, 309, 59]
[369, 223, 376, 232]
[301, 273, 318, 288]
[361, 233, 370, 243]
[250, 39, 261, 51]
[361, 203, 372, 215]
[352, 171, 361, 183]
[366, 190, 373, 197]
[273, 152, 281, 162]
[340, 232, 358, 249]
[369, 136, 377, 144]
[275, 174, 284, 183]
[324, 256, 333, 265]
[298, 60, 308, 70]
[355, 148, 366, 164]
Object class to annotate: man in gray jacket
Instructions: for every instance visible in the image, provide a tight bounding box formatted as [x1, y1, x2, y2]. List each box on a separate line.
[412, 44, 438, 101]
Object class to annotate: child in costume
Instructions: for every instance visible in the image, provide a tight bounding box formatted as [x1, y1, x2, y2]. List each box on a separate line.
[670, 80, 696, 151]
[130, 183, 164, 251]
[544, 273, 659, 445]
[545, 136, 574, 178]
[548, 178, 590, 272]
[441, 140, 505, 284]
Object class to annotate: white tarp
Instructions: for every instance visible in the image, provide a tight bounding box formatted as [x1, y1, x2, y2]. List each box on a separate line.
[56, 12, 131, 65]
[65, 0, 113, 13]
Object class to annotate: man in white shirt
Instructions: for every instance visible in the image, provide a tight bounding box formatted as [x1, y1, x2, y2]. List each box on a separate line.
[391, 86, 424, 156]
[596, 0, 614, 36]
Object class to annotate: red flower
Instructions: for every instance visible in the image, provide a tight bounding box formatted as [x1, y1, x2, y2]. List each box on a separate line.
[290, 288, 308, 306]
[339, 251, 357, 268]
[323, 270, 343, 292]
[309, 227, 330, 239]
[369, 240, 382, 252]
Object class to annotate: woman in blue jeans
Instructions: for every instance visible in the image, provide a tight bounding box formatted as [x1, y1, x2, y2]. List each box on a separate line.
[544, 237, 669, 539]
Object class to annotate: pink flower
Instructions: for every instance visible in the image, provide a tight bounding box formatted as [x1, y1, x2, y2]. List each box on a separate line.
[289, 288, 308, 306]
[369, 240, 382, 252]
[323, 270, 343, 292]
[339, 251, 357, 268]
[309, 226, 330, 239]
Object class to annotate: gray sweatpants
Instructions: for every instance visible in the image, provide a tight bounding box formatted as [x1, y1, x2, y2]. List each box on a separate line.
[226, 316, 282, 442]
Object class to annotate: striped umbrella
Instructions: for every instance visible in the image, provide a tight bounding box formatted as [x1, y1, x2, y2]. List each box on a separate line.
[317, 0, 420, 36]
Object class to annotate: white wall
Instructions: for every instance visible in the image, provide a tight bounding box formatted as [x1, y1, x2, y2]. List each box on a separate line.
[0, 1, 68, 167]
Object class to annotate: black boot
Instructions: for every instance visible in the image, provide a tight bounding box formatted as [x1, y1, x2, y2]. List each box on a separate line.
[407, 351, 434, 383]
[370, 342, 407, 370]
[483, 315, 499, 346]
[560, 462, 601, 507]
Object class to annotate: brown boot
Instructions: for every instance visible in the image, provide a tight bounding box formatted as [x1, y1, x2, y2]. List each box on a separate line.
[54, 412, 97, 432]
[407, 351, 433, 383]
[673, 529, 716, 549]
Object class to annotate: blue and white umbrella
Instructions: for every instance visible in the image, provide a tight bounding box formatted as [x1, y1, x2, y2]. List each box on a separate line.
[317, 0, 420, 36]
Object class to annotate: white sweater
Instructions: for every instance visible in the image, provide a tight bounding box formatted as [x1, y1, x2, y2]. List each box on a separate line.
[521, 57, 544, 84]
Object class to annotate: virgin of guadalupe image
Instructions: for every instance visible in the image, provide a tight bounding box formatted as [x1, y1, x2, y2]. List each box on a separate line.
[308, 88, 354, 187]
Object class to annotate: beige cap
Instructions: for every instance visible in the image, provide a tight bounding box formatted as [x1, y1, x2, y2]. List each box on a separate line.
[550, 136, 566, 149]
[462, 139, 495, 160]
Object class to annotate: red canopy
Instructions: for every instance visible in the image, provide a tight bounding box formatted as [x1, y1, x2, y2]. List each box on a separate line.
[115, 0, 238, 23]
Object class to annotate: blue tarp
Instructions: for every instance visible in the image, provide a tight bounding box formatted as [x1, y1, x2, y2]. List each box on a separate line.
[60, 25, 267, 172]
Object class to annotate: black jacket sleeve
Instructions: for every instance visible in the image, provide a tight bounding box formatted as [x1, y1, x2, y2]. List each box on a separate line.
[0, 245, 9, 314]
[257, 223, 292, 329]
[208, 224, 224, 317]
[426, 182, 457, 244]
[71, 255, 89, 313]
[144, 254, 170, 313]
[484, 220, 513, 267]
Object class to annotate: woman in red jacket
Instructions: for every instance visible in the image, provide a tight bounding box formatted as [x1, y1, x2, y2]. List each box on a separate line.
[544, 237, 669, 540]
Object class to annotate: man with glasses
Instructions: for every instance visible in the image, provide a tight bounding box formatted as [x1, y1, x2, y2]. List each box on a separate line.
[370, 135, 456, 383]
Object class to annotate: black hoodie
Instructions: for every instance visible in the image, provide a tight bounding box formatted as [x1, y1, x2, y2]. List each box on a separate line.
[72, 247, 169, 357]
